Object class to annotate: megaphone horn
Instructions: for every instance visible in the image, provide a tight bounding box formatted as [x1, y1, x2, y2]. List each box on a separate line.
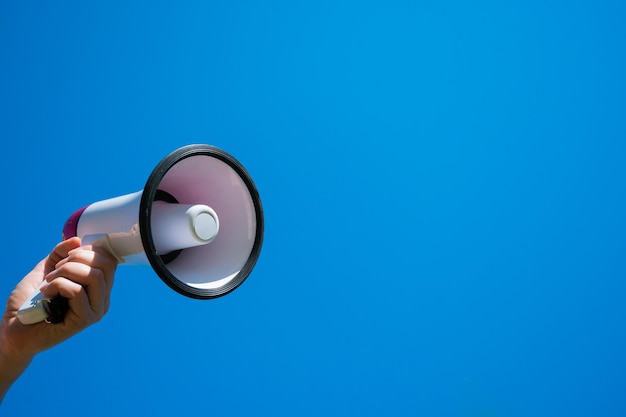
[17, 144, 264, 325]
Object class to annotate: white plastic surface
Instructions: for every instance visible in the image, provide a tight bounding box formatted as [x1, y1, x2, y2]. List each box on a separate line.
[150, 202, 219, 255]
[78, 191, 146, 264]
[17, 282, 48, 325]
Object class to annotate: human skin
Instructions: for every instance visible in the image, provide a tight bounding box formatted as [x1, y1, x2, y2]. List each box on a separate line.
[0, 237, 118, 403]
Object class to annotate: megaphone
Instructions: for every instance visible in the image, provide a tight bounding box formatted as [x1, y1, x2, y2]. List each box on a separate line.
[17, 144, 264, 324]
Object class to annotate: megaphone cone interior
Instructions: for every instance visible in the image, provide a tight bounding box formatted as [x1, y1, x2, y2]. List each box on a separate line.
[64, 144, 264, 299]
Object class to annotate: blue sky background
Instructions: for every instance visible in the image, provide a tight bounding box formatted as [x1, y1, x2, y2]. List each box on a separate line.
[1, 1, 625, 416]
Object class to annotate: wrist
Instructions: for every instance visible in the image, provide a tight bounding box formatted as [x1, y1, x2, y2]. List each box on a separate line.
[0, 321, 34, 400]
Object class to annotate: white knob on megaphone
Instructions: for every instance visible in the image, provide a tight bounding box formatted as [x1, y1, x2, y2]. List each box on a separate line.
[17, 144, 264, 325]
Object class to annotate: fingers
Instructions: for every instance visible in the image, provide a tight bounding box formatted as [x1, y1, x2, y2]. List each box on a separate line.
[41, 277, 100, 327]
[11, 237, 85, 303]
[44, 237, 82, 275]
[41, 240, 119, 326]
[51, 246, 117, 294]
[43, 261, 108, 317]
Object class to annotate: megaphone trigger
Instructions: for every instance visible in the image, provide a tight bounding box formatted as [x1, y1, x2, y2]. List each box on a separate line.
[81, 234, 126, 263]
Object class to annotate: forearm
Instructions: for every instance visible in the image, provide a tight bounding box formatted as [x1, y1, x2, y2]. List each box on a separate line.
[0, 323, 34, 404]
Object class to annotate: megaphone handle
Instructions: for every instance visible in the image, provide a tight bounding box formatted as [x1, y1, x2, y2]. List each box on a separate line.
[40, 235, 119, 324]
[44, 296, 69, 324]
[39, 235, 100, 324]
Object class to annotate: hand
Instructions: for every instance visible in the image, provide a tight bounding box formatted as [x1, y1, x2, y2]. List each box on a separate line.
[0, 237, 118, 383]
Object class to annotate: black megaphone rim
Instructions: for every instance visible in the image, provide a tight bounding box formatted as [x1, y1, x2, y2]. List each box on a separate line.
[139, 144, 264, 299]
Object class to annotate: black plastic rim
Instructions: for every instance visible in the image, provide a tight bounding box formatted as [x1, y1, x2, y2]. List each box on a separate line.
[139, 144, 264, 299]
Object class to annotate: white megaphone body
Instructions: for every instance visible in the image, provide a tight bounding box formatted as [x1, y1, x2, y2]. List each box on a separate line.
[18, 144, 264, 325]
